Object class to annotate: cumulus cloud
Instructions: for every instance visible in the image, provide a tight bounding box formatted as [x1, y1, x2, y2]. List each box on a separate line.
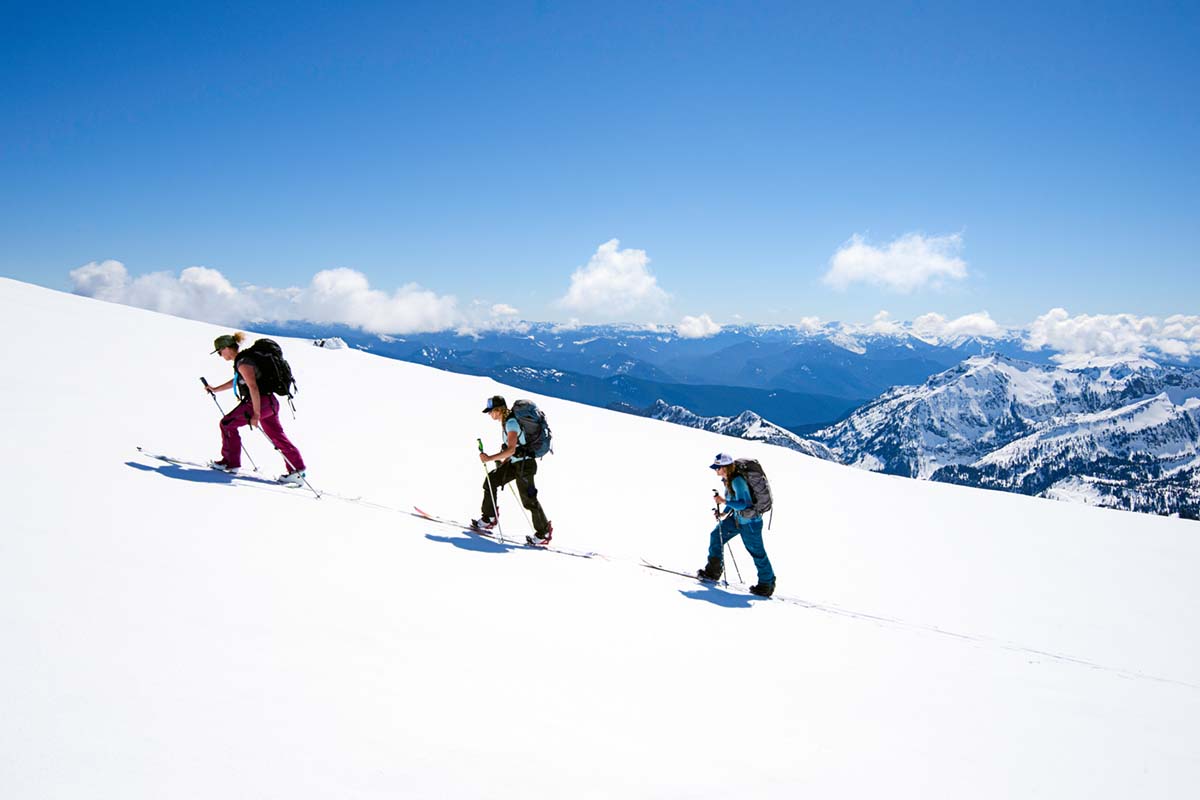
[912, 311, 1004, 340]
[455, 300, 530, 336]
[558, 239, 670, 320]
[284, 268, 461, 333]
[549, 318, 582, 333]
[794, 316, 824, 333]
[69, 260, 258, 325]
[864, 310, 905, 335]
[68, 259, 129, 302]
[677, 313, 721, 339]
[1026, 309, 1200, 361]
[824, 232, 968, 292]
[69, 260, 467, 334]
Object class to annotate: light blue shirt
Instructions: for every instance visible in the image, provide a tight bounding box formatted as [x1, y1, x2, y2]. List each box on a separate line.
[504, 417, 528, 462]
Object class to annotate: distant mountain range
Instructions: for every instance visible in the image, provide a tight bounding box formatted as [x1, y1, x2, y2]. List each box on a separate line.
[260, 320, 1057, 432]
[260, 319, 1199, 518]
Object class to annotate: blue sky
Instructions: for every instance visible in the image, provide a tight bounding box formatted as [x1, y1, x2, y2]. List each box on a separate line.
[2, 1, 1197, 333]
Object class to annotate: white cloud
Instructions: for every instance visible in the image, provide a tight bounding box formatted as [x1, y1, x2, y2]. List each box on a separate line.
[455, 300, 530, 336]
[824, 232, 968, 292]
[677, 313, 721, 339]
[69, 260, 258, 325]
[558, 239, 670, 320]
[284, 268, 460, 333]
[69, 261, 464, 334]
[912, 311, 1004, 340]
[68, 259, 129, 302]
[1026, 308, 1200, 361]
[864, 310, 905, 335]
[549, 318, 582, 333]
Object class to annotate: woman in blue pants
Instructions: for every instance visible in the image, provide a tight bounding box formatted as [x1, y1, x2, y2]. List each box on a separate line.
[696, 453, 776, 597]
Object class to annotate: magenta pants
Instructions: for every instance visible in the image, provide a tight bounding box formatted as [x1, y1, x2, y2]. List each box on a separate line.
[220, 394, 306, 472]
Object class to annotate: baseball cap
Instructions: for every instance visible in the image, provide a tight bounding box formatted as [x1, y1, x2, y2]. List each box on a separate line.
[709, 452, 734, 469]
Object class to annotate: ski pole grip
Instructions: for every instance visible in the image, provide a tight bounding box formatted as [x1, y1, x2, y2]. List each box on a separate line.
[200, 377, 210, 387]
[476, 438, 484, 452]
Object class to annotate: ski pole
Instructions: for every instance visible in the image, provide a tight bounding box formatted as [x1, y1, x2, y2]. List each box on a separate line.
[477, 438, 505, 543]
[724, 523, 743, 585]
[712, 490, 726, 586]
[200, 377, 259, 472]
[254, 427, 321, 500]
[714, 490, 742, 586]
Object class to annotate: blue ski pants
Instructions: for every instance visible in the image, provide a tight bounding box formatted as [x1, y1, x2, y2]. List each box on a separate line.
[708, 515, 775, 584]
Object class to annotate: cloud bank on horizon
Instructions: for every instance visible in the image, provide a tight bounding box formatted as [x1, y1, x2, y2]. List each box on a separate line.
[64, 235, 1200, 362]
[69, 259, 469, 334]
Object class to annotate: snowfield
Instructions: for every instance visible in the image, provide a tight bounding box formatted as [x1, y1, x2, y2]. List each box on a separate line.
[2, 277, 1199, 798]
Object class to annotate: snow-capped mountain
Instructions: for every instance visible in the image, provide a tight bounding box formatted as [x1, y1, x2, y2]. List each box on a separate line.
[812, 355, 1200, 517]
[638, 400, 834, 460]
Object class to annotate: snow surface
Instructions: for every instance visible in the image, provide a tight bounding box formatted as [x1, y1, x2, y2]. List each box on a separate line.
[2, 277, 1200, 798]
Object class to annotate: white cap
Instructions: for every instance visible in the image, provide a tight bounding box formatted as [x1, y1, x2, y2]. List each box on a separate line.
[709, 452, 734, 469]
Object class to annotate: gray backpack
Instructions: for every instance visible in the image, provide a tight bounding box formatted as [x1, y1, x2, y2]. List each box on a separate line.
[733, 458, 773, 521]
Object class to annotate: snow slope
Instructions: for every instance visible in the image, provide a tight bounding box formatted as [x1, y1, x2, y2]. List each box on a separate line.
[2, 277, 1199, 798]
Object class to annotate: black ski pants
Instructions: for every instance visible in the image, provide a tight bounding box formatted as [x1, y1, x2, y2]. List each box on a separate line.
[480, 458, 549, 535]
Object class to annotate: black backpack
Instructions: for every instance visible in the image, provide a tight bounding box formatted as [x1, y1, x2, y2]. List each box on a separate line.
[733, 458, 773, 521]
[509, 400, 553, 458]
[236, 339, 297, 399]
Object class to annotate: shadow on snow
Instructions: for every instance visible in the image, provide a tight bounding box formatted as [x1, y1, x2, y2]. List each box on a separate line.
[126, 460, 235, 485]
[126, 460, 285, 490]
[423, 531, 522, 555]
[679, 586, 766, 609]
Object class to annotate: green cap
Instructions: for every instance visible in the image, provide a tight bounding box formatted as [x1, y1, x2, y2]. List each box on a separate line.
[211, 334, 239, 354]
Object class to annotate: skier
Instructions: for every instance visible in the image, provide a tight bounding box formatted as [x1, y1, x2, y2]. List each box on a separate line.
[472, 395, 553, 545]
[697, 453, 776, 597]
[205, 332, 308, 485]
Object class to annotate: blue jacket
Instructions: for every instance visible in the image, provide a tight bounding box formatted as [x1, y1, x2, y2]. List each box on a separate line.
[723, 475, 760, 521]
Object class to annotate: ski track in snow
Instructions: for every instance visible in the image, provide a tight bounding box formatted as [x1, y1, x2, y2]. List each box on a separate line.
[132, 449, 1199, 692]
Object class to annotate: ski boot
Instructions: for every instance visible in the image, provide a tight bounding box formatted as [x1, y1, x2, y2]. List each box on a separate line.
[749, 580, 776, 598]
[278, 470, 306, 486]
[526, 522, 553, 547]
[696, 556, 723, 581]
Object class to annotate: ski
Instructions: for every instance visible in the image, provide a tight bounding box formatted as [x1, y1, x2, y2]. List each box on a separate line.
[641, 559, 714, 581]
[641, 559, 768, 597]
[136, 447, 298, 488]
[411, 506, 598, 560]
[412, 506, 477, 530]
